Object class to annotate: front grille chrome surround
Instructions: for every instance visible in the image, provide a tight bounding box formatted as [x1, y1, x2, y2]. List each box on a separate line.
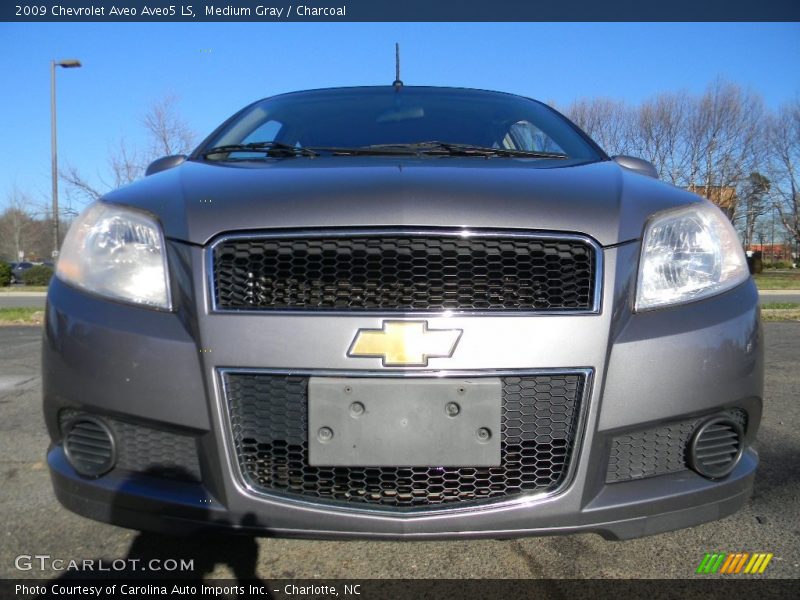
[218, 368, 591, 514]
[207, 229, 602, 315]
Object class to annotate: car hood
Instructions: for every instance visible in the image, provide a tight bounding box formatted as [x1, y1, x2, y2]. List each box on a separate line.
[102, 157, 701, 247]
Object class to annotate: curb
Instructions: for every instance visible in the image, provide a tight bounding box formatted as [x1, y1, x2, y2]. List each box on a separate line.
[759, 290, 800, 296]
[0, 292, 47, 297]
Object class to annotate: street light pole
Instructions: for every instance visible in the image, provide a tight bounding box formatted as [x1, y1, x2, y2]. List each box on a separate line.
[50, 60, 58, 258]
[50, 58, 81, 258]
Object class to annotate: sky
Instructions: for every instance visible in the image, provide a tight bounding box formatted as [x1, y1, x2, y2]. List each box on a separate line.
[1, 22, 799, 213]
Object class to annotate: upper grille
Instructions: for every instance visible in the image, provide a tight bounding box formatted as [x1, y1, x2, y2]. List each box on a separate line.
[223, 372, 585, 510]
[212, 232, 597, 312]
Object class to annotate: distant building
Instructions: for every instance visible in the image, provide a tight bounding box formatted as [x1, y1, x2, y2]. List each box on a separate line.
[748, 242, 792, 262]
[686, 185, 738, 220]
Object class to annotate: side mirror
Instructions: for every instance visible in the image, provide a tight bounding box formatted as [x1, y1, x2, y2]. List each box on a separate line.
[145, 154, 187, 177]
[612, 155, 659, 179]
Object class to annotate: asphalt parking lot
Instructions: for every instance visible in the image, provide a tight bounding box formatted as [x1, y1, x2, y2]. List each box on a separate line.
[0, 324, 798, 581]
[0, 293, 46, 309]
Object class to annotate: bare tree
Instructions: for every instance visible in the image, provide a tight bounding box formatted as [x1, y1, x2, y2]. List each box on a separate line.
[628, 92, 691, 185]
[570, 80, 768, 228]
[564, 81, 767, 207]
[0, 186, 35, 261]
[61, 95, 196, 205]
[564, 98, 633, 156]
[767, 99, 800, 248]
[61, 137, 145, 203]
[739, 172, 770, 248]
[60, 166, 104, 203]
[0, 186, 56, 261]
[684, 79, 766, 221]
[143, 95, 196, 158]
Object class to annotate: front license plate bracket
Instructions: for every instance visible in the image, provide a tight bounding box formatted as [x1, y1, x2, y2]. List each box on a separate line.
[308, 377, 502, 467]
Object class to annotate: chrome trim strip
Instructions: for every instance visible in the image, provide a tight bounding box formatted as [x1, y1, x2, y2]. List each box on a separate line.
[215, 366, 593, 517]
[205, 228, 604, 316]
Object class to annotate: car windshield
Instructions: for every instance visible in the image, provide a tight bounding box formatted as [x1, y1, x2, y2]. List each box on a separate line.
[199, 87, 603, 161]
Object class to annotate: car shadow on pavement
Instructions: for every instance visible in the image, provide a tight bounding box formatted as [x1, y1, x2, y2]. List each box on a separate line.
[750, 426, 800, 499]
[123, 526, 265, 582]
[38, 468, 272, 597]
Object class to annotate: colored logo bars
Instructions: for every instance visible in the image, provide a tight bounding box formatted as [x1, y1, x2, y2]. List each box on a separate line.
[696, 552, 774, 574]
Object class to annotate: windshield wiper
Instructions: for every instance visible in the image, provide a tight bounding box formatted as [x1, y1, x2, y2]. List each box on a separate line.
[202, 141, 570, 160]
[303, 146, 419, 156]
[359, 142, 570, 159]
[202, 142, 319, 159]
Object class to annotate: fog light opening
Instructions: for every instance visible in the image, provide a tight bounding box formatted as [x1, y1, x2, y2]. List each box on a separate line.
[62, 415, 117, 478]
[688, 416, 744, 479]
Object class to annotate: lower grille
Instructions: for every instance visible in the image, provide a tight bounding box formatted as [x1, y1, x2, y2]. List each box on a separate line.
[223, 372, 585, 510]
[59, 410, 201, 482]
[606, 409, 748, 483]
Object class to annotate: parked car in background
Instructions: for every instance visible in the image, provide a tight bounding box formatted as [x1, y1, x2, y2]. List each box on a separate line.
[11, 262, 34, 285]
[43, 85, 762, 540]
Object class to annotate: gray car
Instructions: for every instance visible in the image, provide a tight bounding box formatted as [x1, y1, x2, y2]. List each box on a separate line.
[43, 86, 762, 540]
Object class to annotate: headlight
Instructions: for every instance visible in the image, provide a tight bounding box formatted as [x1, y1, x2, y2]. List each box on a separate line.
[635, 201, 748, 311]
[56, 202, 172, 310]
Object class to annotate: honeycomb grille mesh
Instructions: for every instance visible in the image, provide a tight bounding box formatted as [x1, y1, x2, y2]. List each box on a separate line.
[606, 409, 747, 483]
[212, 233, 596, 312]
[60, 410, 201, 482]
[223, 372, 584, 510]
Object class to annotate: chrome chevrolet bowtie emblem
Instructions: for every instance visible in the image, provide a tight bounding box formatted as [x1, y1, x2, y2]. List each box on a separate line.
[348, 321, 462, 367]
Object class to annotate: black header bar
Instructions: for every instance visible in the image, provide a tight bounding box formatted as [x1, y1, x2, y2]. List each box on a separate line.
[4, 0, 800, 22]
[5, 578, 800, 600]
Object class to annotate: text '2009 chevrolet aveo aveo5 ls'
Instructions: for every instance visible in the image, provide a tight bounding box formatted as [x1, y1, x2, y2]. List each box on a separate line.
[43, 85, 763, 540]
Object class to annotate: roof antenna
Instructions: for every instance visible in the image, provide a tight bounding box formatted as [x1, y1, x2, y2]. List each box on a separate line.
[393, 43, 403, 89]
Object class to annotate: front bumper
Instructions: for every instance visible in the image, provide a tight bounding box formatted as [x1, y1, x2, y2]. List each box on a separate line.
[42, 241, 764, 540]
